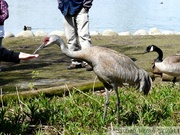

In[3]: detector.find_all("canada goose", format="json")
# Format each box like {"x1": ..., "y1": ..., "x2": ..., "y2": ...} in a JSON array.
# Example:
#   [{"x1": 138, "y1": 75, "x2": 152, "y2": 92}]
[
  {"x1": 143, "y1": 45, "x2": 180, "y2": 84},
  {"x1": 34, "y1": 35, "x2": 152, "y2": 124}
]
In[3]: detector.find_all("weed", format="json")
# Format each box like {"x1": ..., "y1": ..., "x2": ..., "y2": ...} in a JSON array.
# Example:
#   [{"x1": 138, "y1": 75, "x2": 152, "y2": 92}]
[{"x1": 28, "y1": 70, "x2": 39, "y2": 90}]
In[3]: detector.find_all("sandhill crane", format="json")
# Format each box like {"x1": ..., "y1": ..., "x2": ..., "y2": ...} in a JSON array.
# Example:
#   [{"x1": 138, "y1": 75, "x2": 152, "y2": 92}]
[
  {"x1": 143, "y1": 45, "x2": 180, "y2": 84},
  {"x1": 34, "y1": 35, "x2": 152, "y2": 124}
]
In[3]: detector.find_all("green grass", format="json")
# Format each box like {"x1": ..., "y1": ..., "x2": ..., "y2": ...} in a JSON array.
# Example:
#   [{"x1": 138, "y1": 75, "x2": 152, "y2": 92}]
[
  {"x1": 0, "y1": 35, "x2": 180, "y2": 134},
  {"x1": 0, "y1": 84, "x2": 179, "y2": 134}
]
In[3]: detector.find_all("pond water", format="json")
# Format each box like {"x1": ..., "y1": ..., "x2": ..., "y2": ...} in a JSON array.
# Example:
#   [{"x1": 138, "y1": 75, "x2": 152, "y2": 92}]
[{"x1": 5, "y1": 0, "x2": 180, "y2": 35}]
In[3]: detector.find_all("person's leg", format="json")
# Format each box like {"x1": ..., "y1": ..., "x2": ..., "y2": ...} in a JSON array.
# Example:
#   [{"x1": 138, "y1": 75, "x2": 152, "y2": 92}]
[
  {"x1": 0, "y1": 37, "x2": 3, "y2": 47},
  {"x1": 64, "y1": 15, "x2": 82, "y2": 69},
  {"x1": 76, "y1": 8, "x2": 92, "y2": 49},
  {"x1": 64, "y1": 15, "x2": 80, "y2": 51},
  {"x1": 0, "y1": 25, "x2": 5, "y2": 71},
  {"x1": 76, "y1": 8, "x2": 93, "y2": 71},
  {"x1": 0, "y1": 37, "x2": 3, "y2": 71}
]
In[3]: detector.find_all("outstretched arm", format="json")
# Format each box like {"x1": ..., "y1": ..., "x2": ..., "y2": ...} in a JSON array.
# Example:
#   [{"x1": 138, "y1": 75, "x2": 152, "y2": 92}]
[
  {"x1": 19, "y1": 52, "x2": 39, "y2": 60},
  {"x1": 0, "y1": 47, "x2": 39, "y2": 63}
]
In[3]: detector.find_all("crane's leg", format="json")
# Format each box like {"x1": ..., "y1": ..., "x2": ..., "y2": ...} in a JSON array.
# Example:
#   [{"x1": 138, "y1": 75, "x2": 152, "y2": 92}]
[
  {"x1": 103, "y1": 87, "x2": 109, "y2": 121},
  {"x1": 114, "y1": 86, "x2": 120, "y2": 125}
]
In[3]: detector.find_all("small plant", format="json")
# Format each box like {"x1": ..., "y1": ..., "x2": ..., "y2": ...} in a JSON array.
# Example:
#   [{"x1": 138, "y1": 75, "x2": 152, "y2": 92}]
[{"x1": 28, "y1": 70, "x2": 39, "y2": 90}]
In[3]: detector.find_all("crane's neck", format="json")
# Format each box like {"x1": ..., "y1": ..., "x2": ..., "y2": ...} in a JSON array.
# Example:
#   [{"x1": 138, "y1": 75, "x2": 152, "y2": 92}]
[
  {"x1": 57, "y1": 38, "x2": 69, "y2": 54},
  {"x1": 57, "y1": 38, "x2": 83, "y2": 60},
  {"x1": 154, "y1": 47, "x2": 163, "y2": 62}
]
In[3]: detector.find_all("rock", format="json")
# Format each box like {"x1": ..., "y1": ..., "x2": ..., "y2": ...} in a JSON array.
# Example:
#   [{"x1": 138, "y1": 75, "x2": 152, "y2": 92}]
[
  {"x1": 133, "y1": 29, "x2": 148, "y2": 35},
  {"x1": 175, "y1": 32, "x2": 180, "y2": 35},
  {"x1": 49, "y1": 30, "x2": 65, "y2": 37},
  {"x1": 16, "y1": 30, "x2": 34, "y2": 37},
  {"x1": 4, "y1": 32, "x2": 15, "y2": 38},
  {"x1": 118, "y1": 31, "x2": 131, "y2": 36},
  {"x1": 102, "y1": 29, "x2": 118, "y2": 36},
  {"x1": 90, "y1": 31, "x2": 100, "y2": 36},
  {"x1": 149, "y1": 27, "x2": 162, "y2": 35},
  {"x1": 34, "y1": 30, "x2": 48, "y2": 37},
  {"x1": 161, "y1": 30, "x2": 175, "y2": 35}
]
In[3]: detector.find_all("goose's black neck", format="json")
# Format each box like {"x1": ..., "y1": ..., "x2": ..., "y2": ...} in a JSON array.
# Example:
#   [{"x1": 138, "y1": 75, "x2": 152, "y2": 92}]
[{"x1": 153, "y1": 46, "x2": 163, "y2": 62}]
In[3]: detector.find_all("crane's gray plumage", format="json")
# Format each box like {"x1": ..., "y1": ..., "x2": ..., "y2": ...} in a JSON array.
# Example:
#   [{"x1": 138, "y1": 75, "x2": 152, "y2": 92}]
[
  {"x1": 35, "y1": 35, "x2": 152, "y2": 124},
  {"x1": 143, "y1": 45, "x2": 180, "y2": 84}
]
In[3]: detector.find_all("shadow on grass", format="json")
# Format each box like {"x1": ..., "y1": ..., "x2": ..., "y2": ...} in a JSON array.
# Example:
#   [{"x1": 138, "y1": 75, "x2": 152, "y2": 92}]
[{"x1": 2, "y1": 63, "x2": 51, "y2": 72}]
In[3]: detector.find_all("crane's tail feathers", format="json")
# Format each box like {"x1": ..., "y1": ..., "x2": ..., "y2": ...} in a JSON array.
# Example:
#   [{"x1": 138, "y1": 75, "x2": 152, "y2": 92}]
[{"x1": 139, "y1": 69, "x2": 152, "y2": 95}]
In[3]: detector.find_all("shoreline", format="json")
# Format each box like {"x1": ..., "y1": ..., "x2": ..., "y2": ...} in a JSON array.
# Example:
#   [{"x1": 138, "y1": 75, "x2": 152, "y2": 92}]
[{"x1": 4, "y1": 27, "x2": 180, "y2": 38}]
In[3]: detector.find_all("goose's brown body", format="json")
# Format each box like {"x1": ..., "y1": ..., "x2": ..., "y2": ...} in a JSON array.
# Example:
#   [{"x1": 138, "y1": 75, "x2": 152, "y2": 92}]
[{"x1": 143, "y1": 45, "x2": 180, "y2": 83}]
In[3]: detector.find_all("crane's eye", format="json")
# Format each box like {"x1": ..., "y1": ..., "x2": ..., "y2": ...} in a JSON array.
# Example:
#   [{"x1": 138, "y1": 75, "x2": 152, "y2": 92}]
[{"x1": 44, "y1": 37, "x2": 49, "y2": 44}]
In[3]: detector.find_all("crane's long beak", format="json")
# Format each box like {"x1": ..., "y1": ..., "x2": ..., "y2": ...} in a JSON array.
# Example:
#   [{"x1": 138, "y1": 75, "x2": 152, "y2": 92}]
[{"x1": 33, "y1": 44, "x2": 46, "y2": 54}]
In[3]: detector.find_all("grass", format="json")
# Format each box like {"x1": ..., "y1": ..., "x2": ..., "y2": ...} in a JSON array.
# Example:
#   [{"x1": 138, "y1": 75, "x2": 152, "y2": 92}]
[
  {"x1": 0, "y1": 35, "x2": 180, "y2": 134},
  {"x1": 0, "y1": 85, "x2": 179, "y2": 134}
]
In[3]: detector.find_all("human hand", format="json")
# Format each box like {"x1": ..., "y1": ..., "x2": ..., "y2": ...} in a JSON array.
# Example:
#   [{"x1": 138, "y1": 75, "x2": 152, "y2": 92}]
[{"x1": 19, "y1": 52, "x2": 39, "y2": 60}]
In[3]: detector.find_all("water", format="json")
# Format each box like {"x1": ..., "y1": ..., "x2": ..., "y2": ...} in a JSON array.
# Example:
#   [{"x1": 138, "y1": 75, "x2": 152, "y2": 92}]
[{"x1": 5, "y1": 0, "x2": 180, "y2": 35}]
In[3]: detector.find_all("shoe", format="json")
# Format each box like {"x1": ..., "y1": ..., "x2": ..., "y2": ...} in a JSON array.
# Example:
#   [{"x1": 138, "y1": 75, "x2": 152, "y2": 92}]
[
  {"x1": 67, "y1": 64, "x2": 83, "y2": 70},
  {"x1": 85, "y1": 64, "x2": 93, "y2": 71}
]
